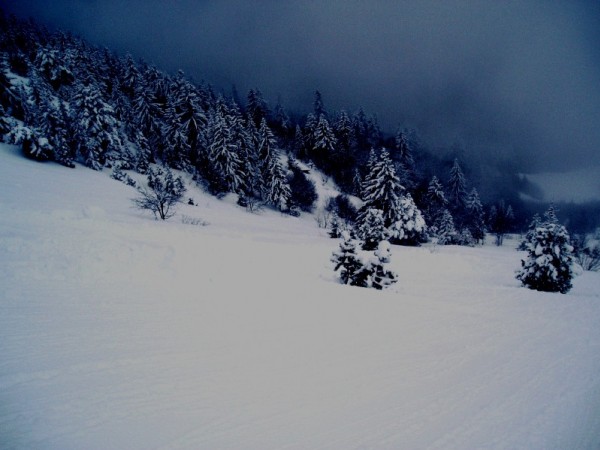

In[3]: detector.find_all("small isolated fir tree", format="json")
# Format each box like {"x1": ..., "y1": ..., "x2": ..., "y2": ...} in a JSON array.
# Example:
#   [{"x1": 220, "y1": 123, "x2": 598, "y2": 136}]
[
  {"x1": 371, "y1": 240, "x2": 398, "y2": 290},
  {"x1": 516, "y1": 209, "x2": 576, "y2": 294},
  {"x1": 331, "y1": 231, "x2": 370, "y2": 287}
]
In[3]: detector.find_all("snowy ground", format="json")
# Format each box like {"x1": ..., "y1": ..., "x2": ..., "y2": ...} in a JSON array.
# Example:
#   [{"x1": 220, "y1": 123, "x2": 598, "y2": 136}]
[{"x1": 1, "y1": 143, "x2": 600, "y2": 450}]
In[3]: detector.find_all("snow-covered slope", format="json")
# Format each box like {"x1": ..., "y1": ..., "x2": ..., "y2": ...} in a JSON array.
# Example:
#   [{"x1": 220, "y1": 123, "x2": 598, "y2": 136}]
[{"x1": 1, "y1": 143, "x2": 600, "y2": 449}]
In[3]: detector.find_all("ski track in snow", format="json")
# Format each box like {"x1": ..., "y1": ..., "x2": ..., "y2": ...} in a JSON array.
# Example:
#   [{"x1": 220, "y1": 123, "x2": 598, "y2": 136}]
[{"x1": 1, "y1": 144, "x2": 600, "y2": 449}]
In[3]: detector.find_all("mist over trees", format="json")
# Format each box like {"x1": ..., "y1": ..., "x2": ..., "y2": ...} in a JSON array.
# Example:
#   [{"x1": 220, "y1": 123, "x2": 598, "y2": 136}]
[{"x1": 0, "y1": 11, "x2": 598, "y2": 236}]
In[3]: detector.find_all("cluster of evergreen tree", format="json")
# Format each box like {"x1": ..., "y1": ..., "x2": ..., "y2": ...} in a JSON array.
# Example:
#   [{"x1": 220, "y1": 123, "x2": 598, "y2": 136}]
[
  {"x1": 1, "y1": 12, "x2": 521, "y2": 241},
  {"x1": 0, "y1": 13, "x2": 293, "y2": 213},
  {"x1": 331, "y1": 231, "x2": 397, "y2": 290}
]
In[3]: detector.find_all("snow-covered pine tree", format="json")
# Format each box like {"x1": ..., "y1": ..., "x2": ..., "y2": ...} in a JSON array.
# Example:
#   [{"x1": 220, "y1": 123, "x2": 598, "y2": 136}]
[
  {"x1": 465, "y1": 187, "x2": 486, "y2": 244},
  {"x1": 265, "y1": 153, "x2": 291, "y2": 211},
  {"x1": 425, "y1": 175, "x2": 447, "y2": 225},
  {"x1": 435, "y1": 208, "x2": 457, "y2": 245},
  {"x1": 257, "y1": 117, "x2": 277, "y2": 199},
  {"x1": 394, "y1": 129, "x2": 415, "y2": 170},
  {"x1": 8, "y1": 123, "x2": 53, "y2": 162},
  {"x1": 357, "y1": 207, "x2": 387, "y2": 250},
  {"x1": 334, "y1": 110, "x2": 355, "y2": 155},
  {"x1": 206, "y1": 100, "x2": 245, "y2": 195},
  {"x1": 177, "y1": 83, "x2": 208, "y2": 166},
  {"x1": 313, "y1": 90, "x2": 326, "y2": 118},
  {"x1": 120, "y1": 54, "x2": 141, "y2": 98},
  {"x1": 71, "y1": 83, "x2": 122, "y2": 170},
  {"x1": 455, "y1": 228, "x2": 476, "y2": 247},
  {"x1": 371, "y1": 240, "x2": 398, "y2": 290},
  {"x1": 516, "y1": 208, "x2": 576, "y2": 294},
  {"x1": 229, "y1": 107, "x2": 258, "y2": 201},
  {"x1": 365, "y1": 115, "x2": 382, "y2": 149},
  {"x1": 34, "y1": 44, "x2": 74, "y2": 89},
  {"x1": 519, "y1": 213, "x2": 542, "y2": 251},
  {"x1": 292, "y1": 125, "x2": 306, "y2": 159},
  {"x1": 311, "y1": 114, "x2": 337, "y2": 171},
  {"x1": 132, "y1": 130, "x2": 152, "y2": 173},
  {"x1": 131, "y1": 80, "x2": 155, "y2": 138},
  {"x1": 0, "y1": 104, "x2": 13, "y2": 136},
  {"x1": 394, "y1": 129, "x2": 416, "y2": 189},
  {"x1": 37, "y1": 95, "x2": 73, "y2": 165},
  {"x1": 272, "y1": 100, "x2": 291, "y2": 142},
  {"x1": 328, "y1": 212, "x2": 342, "y2": 238},
  {"x1": 331, "y1": 232, "x2": 370, "y2": 287},
  {"x1": 359, "y1": 149, "x2": 426, "y2": 245},
  {"x1": 287, "y1": 158, "x2": 318, "y2": 212},
  {"x1": 387, "y1": 193, "x2": 427, "y2": 245},
  {"x1": 352, "y1": 168, "x2": 363, "y2": 197},
  {"x1": 448, "y1": 158, "x2": 467, "y2": 209},
  {"x1": 161, "y1": 101, "x2": 191, "y2": 169},
  {"x1": 544, "y1": 204, "x2": 558, "y2": 224},
  {"x1": 246, "y1": 88, "x2": 269, "y2": 128},
  {"x1": 359, "y1": 149, "x2": 403, "y2": 226}
]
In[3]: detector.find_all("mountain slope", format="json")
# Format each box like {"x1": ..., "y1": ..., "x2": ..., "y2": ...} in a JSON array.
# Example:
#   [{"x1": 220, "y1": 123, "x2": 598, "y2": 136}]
[{"x1": 1, "y1": 144, "x2": 600, "y2": 449}]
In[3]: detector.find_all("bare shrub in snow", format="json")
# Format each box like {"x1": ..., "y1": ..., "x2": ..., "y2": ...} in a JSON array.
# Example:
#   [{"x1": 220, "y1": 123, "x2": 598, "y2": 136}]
[
  {"x1": 133, "y1": 166, "x2": 186, "y2": 220},
  {"x1": 572, "y1": 234, "x2": 600, "y2": 272}
]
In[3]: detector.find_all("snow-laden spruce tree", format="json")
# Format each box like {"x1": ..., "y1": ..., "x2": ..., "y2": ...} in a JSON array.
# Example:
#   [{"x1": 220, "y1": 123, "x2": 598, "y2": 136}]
[
  {"x1": 448, "y1": 158, "x2": 467, "y2": 209},
  {"x1": 516, "y1": 209, "x2": 576, "y2": 294},
  {"x1": 206, "y1": 99, "x2": 246, "y2": 195},
  {"x1": 434, "y1": 208, "x2": 457, "y2": 245},
  {"x1": 331, "y1": 232, "x2": 370, "y2": 287},
  {"x1": 394, "y1": 129, "x2": 416, "y2": 190},
  {"x1": 359, "y1": 149, "x2": 402, "y2": 226},
  {"x1": 71, "y1": 83, "x2": 122, "y2": 170},
  {"x1": 465, "y1": 188, "x2": 486, "y2": 244},
  {"x1": 358, "y1": 149, "x2": 426, "y2": 245},
  {"x1": 371, "y1": 240, "x2": 398, "y2": 290},
  {"x1": 518, "y1": 213, "x2": 542, "y2": 251},
  {"x1": 265, "y1": 154, "x2": 291, "y2": 211},
  {"x1": 423, "y1": 175, "x2": 446, "y2": 233},
  {"x1": 357, "y1": 207, "x2": 387, "y2": 250},
  {"x1": 387, "y1": 193, "x2": 427, "y2": 245},
  {"x1": 328, "y1": 212, "x2": 343, "y2": 238},
  {"x1": 311, "y1": 114, "x2": 337, "y2": 170}
]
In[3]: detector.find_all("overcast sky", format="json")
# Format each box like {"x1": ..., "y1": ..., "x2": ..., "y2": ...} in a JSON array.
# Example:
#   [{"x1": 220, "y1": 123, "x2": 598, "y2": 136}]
[{"x1": 3, "y1": 0, "x2": 600, "y2": 188}]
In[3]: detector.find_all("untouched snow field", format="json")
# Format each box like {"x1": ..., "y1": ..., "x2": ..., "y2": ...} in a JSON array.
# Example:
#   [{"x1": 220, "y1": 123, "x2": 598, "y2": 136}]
[{"x1": 1, "y1": 143, "x2": 600, "y2": 450}]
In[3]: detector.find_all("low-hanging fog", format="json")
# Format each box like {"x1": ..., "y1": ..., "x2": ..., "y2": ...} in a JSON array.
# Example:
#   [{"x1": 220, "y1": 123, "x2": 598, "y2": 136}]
[{"x1": 3, "y1": 0, "x2": 600, "y2": 202}]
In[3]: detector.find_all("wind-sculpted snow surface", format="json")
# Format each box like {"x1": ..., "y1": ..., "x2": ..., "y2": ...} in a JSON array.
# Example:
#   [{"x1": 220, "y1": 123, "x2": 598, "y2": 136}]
[{"x1": 1, "y1": 143, "x2": 599, "y2": 449}]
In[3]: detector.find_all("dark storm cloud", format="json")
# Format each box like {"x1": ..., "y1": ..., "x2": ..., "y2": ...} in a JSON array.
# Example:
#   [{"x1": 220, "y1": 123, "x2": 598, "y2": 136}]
[{"x1": 4, "y1": 0, "x2": 600, "y2": 175}]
